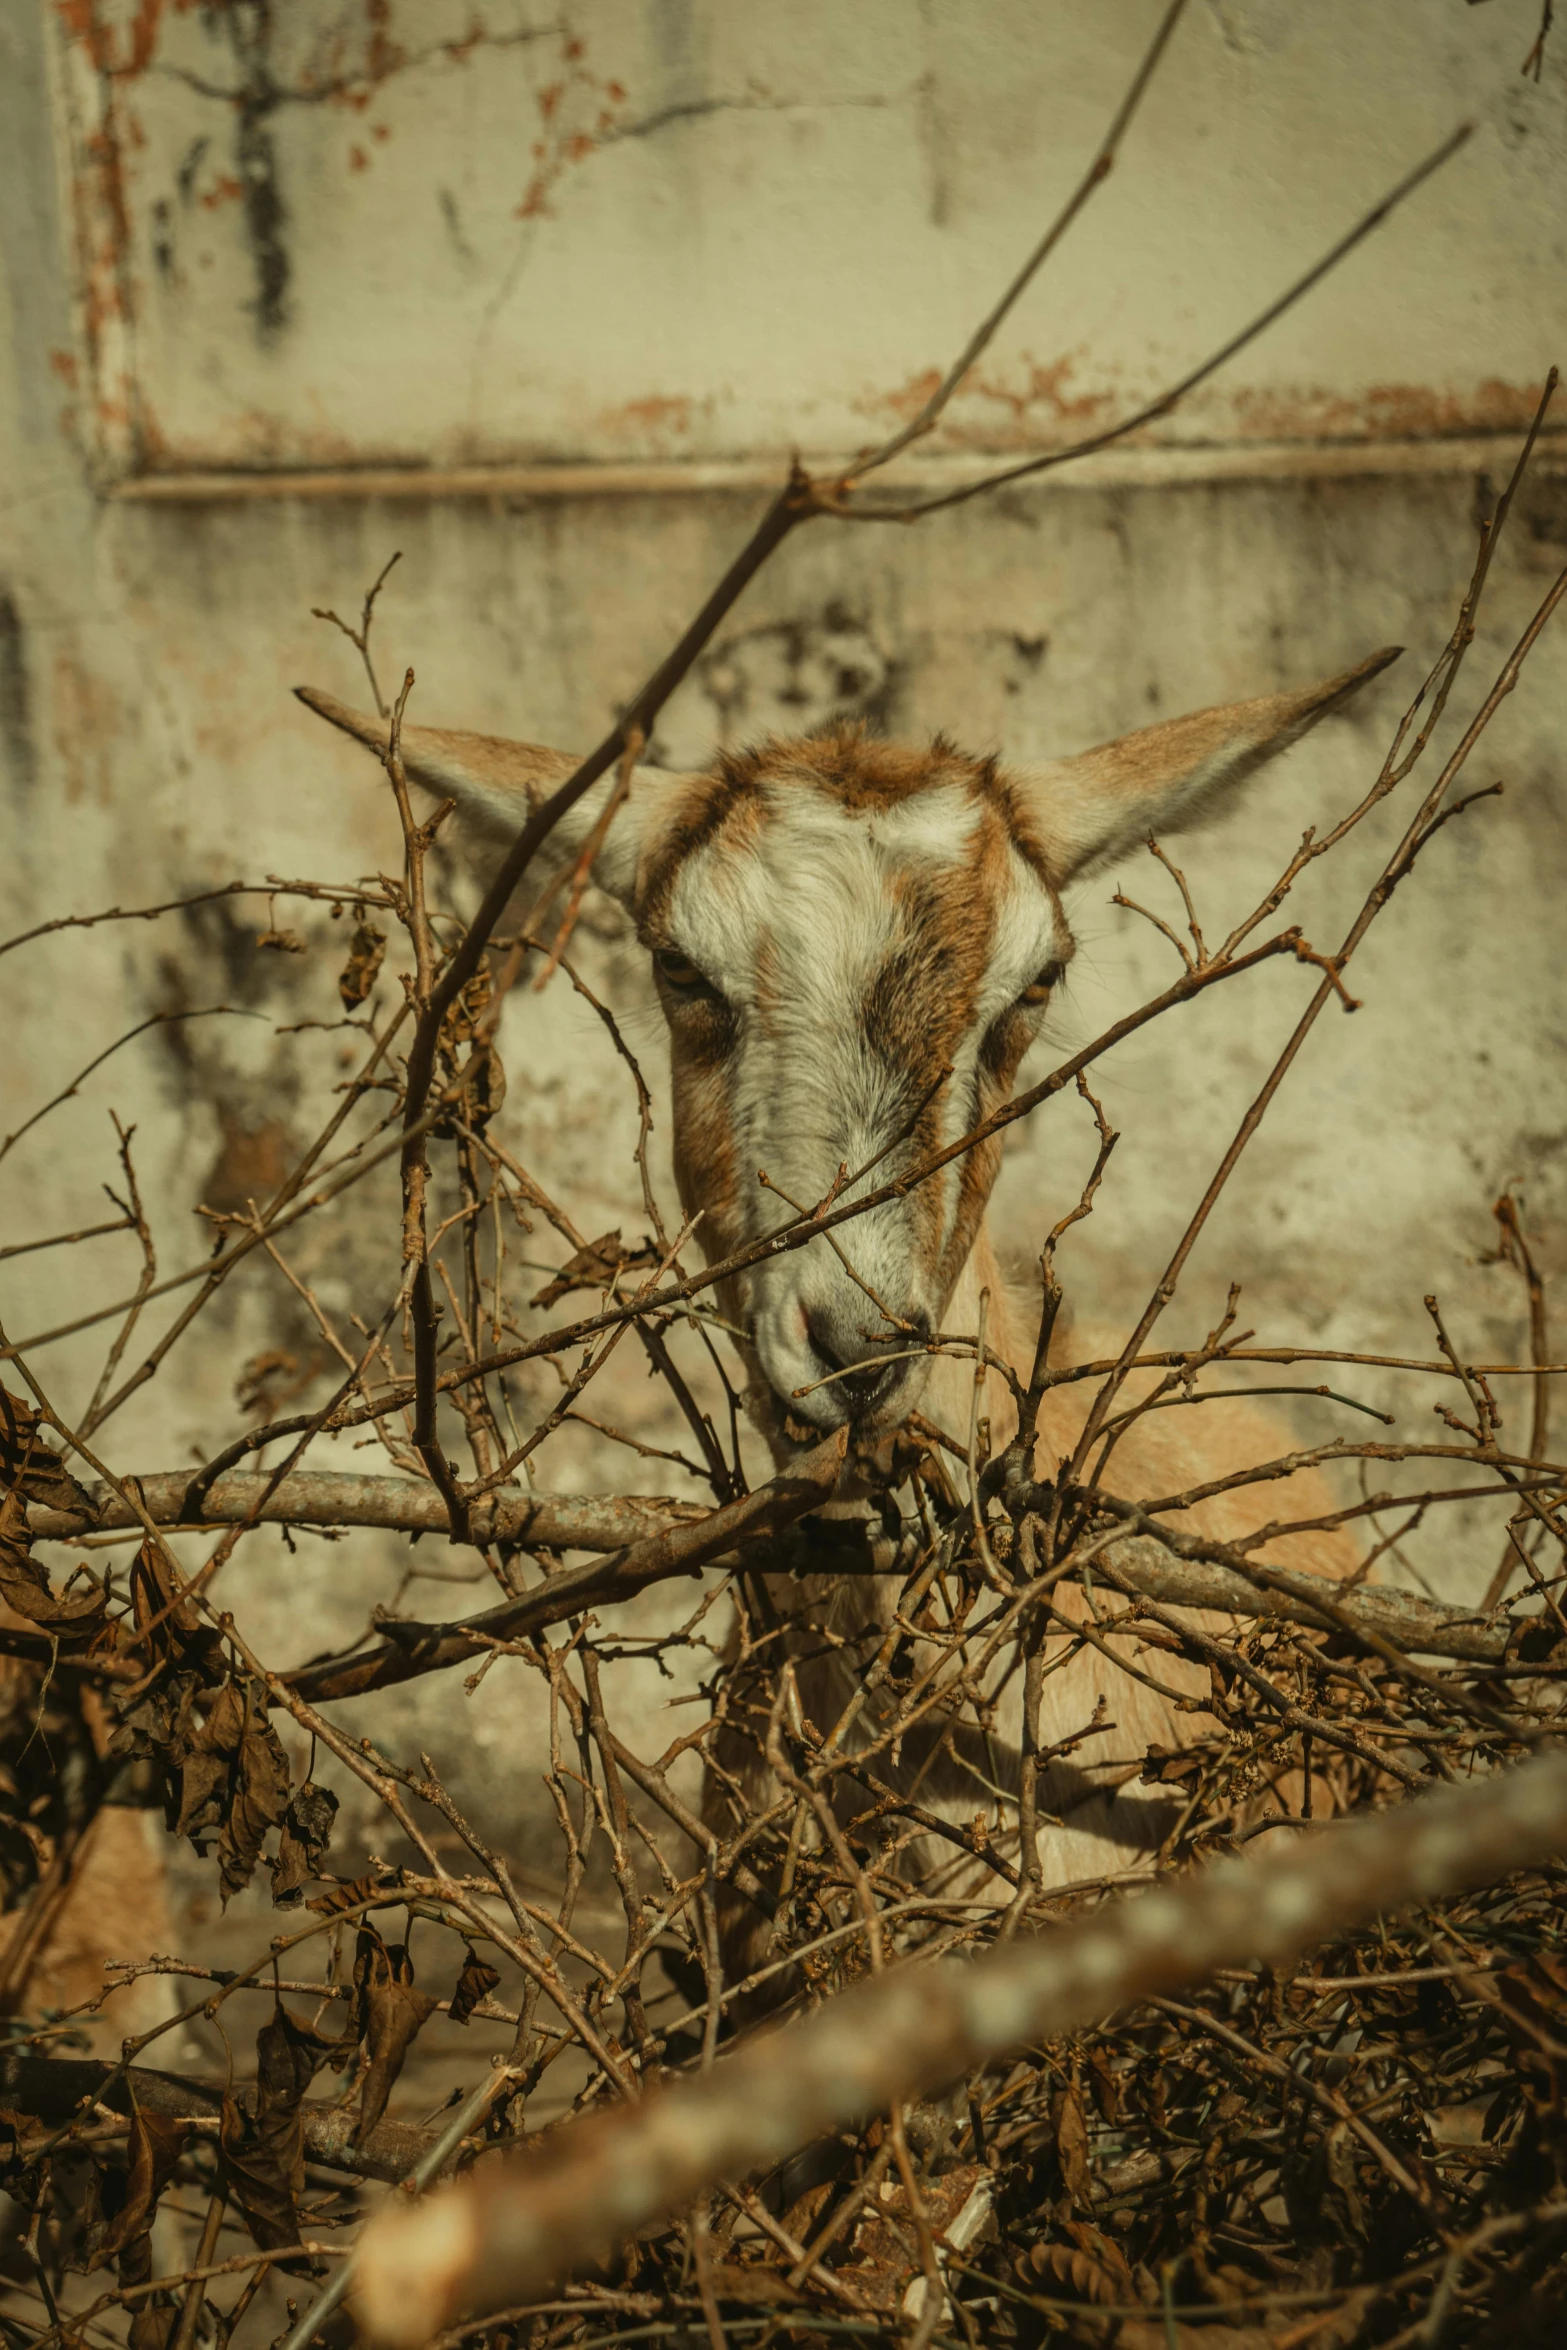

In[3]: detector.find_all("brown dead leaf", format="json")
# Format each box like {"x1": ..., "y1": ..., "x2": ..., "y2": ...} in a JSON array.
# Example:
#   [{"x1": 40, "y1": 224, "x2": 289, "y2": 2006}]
[
  {"x1": 1019, "y1": 2221, "x2": 1137, "y2": 2307},
  {"x1": 256, "y1": 926, "x2": 306, "y2": 954},
  {"x1": 448, "y1": 1944, "x2": 501, "y2": 2026},
  {"x1": 95, "y1": 2107, "x2": 188, "y2": 2268},
  {"x1": 307, "y1": 1872, "x2": 386, "y2": 1918},
  {"x1": 128, "y1": 2307, "x2": 180, "y2": 2350},
  {"x1": 221, "y1": 1714, "x2": 293, "y2": 1900},
  {"x1": 0, "y1": 1391, "x2": 105, "y2": 1636},
  {"x1": 271, "y1": 1780, "x2": 340, "y2": 1904},
  {"x1": 337, "y1": 918, "x2": 387, "y2": 1007},
  {"x1": 1055, "y1": 2079, "x2": 1093, "y2": 2209},
  {"x1": 0, "y1": 1487, "x2": 107, "y2": 1636},
  {"x1": 0, "y1": 1388, "x2": 94, "y2": 1513},
  {"x1": 532, "y1": 1230, "x2": 661, "y2": 1309},
  {"x1": 173, "y1": 1678, "x2": 293, "y2": 1900},
  {"x1": 221, "y1": 2092, "x2": 310, "y2": 2265},
  {"x1": 254, "y1": 2002, "x2": 352, "y2": 2203},
  {"x1": 92, "y1": 2115, "x2": 186, "y2": 2274},
  {"x1": 354, "y1": 1926, "x2": 438, "y2": 2136},
  {"x1": 1086, "y1": 2044, "x2": 1123, "y2": 2125}
]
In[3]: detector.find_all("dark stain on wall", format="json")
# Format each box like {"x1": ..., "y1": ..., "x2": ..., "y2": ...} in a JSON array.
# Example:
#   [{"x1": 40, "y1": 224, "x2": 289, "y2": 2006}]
[
  {"x1": 0, "y1": 590, "x2": 37, "y2": 792},
  {"x1": 221, "y1": 3, "x2": 291, "y2": 340}
]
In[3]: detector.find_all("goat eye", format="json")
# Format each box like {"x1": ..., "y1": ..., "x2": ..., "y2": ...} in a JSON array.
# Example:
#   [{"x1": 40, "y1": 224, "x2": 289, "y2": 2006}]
[
  {"x1": 654, "y1": 947, "x2": 720, "y2": 1001},
  {"x1": 1017, "y1": 959, "x2": 1065, "y2": 1008}
]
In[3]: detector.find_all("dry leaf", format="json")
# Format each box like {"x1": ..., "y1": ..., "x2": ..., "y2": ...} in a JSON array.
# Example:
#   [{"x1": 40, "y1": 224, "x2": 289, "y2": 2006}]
[
  {"x1": 354, "y1": 1926, "x2": 438, "y2": 2136},
  {"x1": 448, "y1": 1944, "x2": 501, "y2": 2026},
  {"x1": 1020, "y1": 2221, "x2": 1136, "y2": 2306},
  {"x1": 221, "y1": 2092, "x2": 306, "y2": 2262},
  {"x1": 0, "y1": 1388, "x2": 94, "y2": 1512},
  {"x1": 95, "y1": 2107, "x2": 188, "y2": 2269},
  {"x1": 1055, "y1": 2078, "x2": 1093, "y2": 2209},
  {"x1": 173, "y1": 1678, "x2": 293, "y2": 1900},
  {"x1": 532, "y1": 1230, "x2": 662, "y2": 1309},
  {"x1": 1087, "y1": 2044, "x2": 1123, "y2": 2125},
  {"x1": 337, "y1": 918, "x2": 387, "y2": 1007},
  {"x1": 254, "y1": 2002, "x2": 352, "y2": 2201},
  {"x1": 307, "y1": 1871, "x2": 385, "y2": 1918},
  {"x1": 0, "y1": 1392, "x2": 105, "y2": 1636},
  {"x1": 271, "y1": 1780, "x2": 340, "y2": 1904},
  {"x1": 128, "y1": 2307, "x2": 180, "y2": 2350},
  {"x1": 0, "y1": 1487, "x2": 106, "y2": 1635}
]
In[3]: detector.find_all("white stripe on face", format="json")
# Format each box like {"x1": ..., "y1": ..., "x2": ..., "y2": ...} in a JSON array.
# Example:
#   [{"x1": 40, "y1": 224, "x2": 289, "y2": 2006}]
[{"x1": 654, "y1": 750, "x2": 1070, "y2": 1436}]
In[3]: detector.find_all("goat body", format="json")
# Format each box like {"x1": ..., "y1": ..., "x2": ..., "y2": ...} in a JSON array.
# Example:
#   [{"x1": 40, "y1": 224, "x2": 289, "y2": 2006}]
[{"x1": 299, "y1": 646, "x2": 1393, "y2": 1947}]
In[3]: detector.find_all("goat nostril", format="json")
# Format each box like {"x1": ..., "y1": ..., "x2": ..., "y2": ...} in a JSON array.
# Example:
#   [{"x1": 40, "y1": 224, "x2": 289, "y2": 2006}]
[
  {"x1": 806, "y1": 1312, "x2": 879, "y2": 1377},
  {"x1": 803, "y1": 1309, "x2": 924, "y2": 1415}
]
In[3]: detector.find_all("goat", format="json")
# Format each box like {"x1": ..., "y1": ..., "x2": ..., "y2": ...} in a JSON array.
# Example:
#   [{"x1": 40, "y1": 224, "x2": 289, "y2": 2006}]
[{"x1": 299, "y1": 645, "x2": 1395, "y2": 1952}]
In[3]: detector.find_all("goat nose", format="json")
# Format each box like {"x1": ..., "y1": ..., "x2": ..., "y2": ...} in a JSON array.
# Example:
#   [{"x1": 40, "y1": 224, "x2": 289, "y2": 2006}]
[{"x1": 805, "y1": 1308, "x2": 929, "y2": 1412}]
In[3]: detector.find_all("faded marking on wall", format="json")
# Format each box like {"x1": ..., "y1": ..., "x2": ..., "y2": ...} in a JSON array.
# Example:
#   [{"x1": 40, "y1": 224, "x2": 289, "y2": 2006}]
[
  {"x1": 51, "y1": 648, "x2": 122, "y2": 807},
  {"x1": 48, "y1": 0, "x2": 579, "y2": 468},
  {"x1": 0, "y1": 595, "x2": 38, "y2": 794},
  {"x1": 857, "y1": 360, "x2": 1551, "y2": 456},
  {"x1": 517, "y1": 32, "x2": 628, "y2": 220}
]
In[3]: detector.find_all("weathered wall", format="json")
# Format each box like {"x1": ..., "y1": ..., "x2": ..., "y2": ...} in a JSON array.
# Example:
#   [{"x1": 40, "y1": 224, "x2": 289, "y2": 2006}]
[{"x1": 2, "y1": 2, "x2": 1565, "y2": 1886}]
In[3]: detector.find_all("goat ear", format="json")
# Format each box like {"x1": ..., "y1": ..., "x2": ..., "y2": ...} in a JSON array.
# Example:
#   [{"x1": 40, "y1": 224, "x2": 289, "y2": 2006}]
[
  {"x1": 293, "y1": 688, "x2": 696, "y2": 907},
  {"x1": 1011, "y1": 645, "x2": 1402, "y2": 885}
]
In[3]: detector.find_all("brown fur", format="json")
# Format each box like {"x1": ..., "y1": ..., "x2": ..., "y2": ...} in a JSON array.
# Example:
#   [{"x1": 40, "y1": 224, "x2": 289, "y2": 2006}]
[
  {"x1": 709, "y1": 1241, "x2": 1360, "y2": 2003},
  {"x1": 294, "y1": 658, "x2": 1399, "y2": 2006}
]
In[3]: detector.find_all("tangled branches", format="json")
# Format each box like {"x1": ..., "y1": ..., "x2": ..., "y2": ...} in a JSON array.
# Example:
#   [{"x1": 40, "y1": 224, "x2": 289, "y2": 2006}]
[{"x1": 1, "y1": 13, "x2": 1565, "y2": 2349}]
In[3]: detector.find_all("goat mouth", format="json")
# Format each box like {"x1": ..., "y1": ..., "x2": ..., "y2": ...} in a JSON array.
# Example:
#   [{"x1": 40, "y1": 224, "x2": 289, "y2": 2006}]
[{"x1": 771, "y1": 1377, "x2": 910, "y2": 1447}]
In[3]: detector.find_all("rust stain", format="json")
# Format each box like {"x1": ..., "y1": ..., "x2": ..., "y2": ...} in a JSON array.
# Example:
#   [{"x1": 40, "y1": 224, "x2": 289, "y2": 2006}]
[
  {"x1": 594, "y1": 394, "x2": 697, "y2": 450},
  {"x1": 348, "y1": 144, "x2": 370, "y2": 173},
  {"x1": 362, "y1": 0, "x2": 405, "y2": 89},
  {"x1": 51, "y1": 650, "x2": 122, "y2": 809},
  {"x1": 857, "y1": 350, "x2": 1117, "y2": 449},
  {"x1": 48, "y1": 350, "x2": 79, "y2": 389},
  {"x1": 50, "y1": 0, "x2": 201, "y2": 464},
  {"x1": 858, "y1": 354, "x2": 1547, "y2": 456},
  {"x1": 198, "y1": 174, "x2": 245, "y2": 210},
  {"x1": 874, "y1": 366, "x2": 942, "y2": 424},
  {"x1": 515, "y1": 34, "x2": 630, "y2": 220},
  {"x1": 1229, "y1": 376, "x2": 1548, "y2": 444}
]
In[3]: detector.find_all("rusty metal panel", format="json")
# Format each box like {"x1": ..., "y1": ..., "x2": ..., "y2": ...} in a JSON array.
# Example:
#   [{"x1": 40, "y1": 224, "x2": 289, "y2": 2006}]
[{"x1": 42, "y1": 1, "x2": 1567, "y2": 486}]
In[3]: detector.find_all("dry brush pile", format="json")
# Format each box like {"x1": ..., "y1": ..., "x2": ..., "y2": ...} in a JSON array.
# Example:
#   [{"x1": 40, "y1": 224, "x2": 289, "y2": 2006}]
[{"x1": 3, "y1": 9, "x2": 1567, "y2": 2347}]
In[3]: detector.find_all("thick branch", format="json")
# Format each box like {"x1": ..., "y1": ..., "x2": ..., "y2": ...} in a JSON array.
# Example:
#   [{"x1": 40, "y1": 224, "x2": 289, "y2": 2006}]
[
  {"x1": 23, "y1": 1465, "x2": 1524, "y2": 1675},
  {"x1": 287, "y1": 1431, "x2": 847, "y2": 1703},
  {"x1": 27, "y1": 1470, "x2": 702, "y2": 1551},
  {"x1": 1082, "y1": 1529, "x2": 1518, "y2": 1665},
  {"x1": 352, "y1": 1748, "x2": 1567, "y2": 2341}
]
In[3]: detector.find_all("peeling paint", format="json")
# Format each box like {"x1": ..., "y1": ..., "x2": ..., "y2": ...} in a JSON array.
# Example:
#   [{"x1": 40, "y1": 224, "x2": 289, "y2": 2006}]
[
  {"x1": 39, "y1": 5, "x2": 1565, "y2": 483},
  {"x1": 857, "y1": 359, "x2": 1550, "y2": 458},
  {"x1": 858, "y1": 350, "x2": 1120, "y2": 451},
  {"x1": 1229, "y1": 376, "x2": 1549, "y2": 445},
  {"x1": 516, "y1": 33, "x2": 629, "y2": 219},
  {"x1": 595, "y1": 393, "x2": 697, "y2": 446}
]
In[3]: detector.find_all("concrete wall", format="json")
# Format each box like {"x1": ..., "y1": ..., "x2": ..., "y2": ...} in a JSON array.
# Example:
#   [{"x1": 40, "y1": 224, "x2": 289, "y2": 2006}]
[{"x1": 2, "y1": 3, "x2": 1565, "y2": 1874}]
